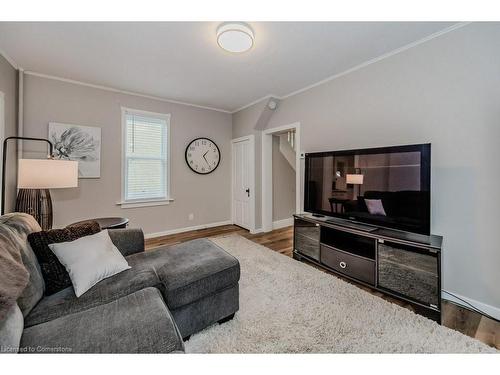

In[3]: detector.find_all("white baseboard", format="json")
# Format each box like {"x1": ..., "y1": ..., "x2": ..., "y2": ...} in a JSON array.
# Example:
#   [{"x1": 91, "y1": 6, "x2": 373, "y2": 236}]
[
  {"x1": 442, "y1": 290, "x2": 500, "y2": 321},
  {"x1": 254, "y1": 218, "x2": 293, "y2": 233},
  {"x1": 145, "y1": 220, "x2": 232, "y2": 239},
  {"x1": 272, "y1": 217, "x2": 294, "y2": 230}
]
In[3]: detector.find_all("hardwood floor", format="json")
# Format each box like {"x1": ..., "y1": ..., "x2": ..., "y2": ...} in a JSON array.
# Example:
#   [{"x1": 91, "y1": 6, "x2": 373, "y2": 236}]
[{"x1": 145, "y1": 224, "x2": 499, "y2": 350}]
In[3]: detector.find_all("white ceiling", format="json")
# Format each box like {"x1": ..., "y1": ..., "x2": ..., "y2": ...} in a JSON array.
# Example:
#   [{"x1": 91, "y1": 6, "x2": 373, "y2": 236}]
[{"x1": 0, "y1": 22, "x2": 457, "y2": 112}]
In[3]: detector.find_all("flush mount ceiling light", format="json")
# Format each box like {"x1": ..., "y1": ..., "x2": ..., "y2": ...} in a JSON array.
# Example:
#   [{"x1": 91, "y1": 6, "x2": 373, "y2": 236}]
[{"x1": 217, "y1": 22, "x2": 254, "y2": 53}]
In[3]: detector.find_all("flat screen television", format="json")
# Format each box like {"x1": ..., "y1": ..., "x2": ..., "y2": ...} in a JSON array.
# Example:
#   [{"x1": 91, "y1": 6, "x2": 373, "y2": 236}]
[{"x1": 304, "y1": 144, "x2": 431, "y2": 234}]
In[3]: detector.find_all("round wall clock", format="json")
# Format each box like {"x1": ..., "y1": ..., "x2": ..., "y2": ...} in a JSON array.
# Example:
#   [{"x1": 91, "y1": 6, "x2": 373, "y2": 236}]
[{"x1": 185, "y1": 137, "x2": 221, "y2": 174}]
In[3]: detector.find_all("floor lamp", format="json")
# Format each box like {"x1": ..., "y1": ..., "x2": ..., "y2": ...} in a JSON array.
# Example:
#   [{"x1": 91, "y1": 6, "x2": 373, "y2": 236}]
[
  {"x1": 346, "y1": 173, "x2": 364, "y2": 199},
  {"x1": 1, "y1": 136, "x2": 78, "y2": 229}
]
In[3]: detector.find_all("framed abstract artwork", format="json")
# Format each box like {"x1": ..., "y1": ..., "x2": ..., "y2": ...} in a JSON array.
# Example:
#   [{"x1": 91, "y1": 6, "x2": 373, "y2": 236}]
[{"x1": 48, "y1": 122, "x2": 101, "y2": 178}]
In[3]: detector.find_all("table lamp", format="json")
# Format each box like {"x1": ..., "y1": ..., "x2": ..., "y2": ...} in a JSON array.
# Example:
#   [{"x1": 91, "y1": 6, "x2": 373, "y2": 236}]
[{"x1": 346, "y1": 173, "x2": 364, "y2": 199}]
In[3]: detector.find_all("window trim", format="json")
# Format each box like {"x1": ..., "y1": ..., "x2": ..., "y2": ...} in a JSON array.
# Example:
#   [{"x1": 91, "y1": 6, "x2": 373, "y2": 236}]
[{"x1": 119, "y1": 107, "x2": 172, "y2": 208}]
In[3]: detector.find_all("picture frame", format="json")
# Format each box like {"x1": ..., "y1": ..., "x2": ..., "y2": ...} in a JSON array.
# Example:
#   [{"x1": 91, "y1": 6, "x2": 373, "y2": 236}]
[{"x1": 48, "y1": 122, "x2": 101, "y2": 178}]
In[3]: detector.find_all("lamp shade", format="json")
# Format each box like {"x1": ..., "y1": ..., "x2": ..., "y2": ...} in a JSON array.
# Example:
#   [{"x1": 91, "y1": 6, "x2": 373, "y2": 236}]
[
  {"x1": 346, "y1": 174, "x2": 364, "y2": 185},
  {"x1": 18, "y1": 159, "x2": 78, "y2": 189}
]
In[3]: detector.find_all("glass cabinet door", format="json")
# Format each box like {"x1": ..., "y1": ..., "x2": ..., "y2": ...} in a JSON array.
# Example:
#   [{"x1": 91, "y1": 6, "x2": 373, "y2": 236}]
[
  {"x1": 377, "y1": 241, "x2": 439, "y2": 307},
  {"x1": 294, "y1": 218, "x2": 320, "y2": 261}
]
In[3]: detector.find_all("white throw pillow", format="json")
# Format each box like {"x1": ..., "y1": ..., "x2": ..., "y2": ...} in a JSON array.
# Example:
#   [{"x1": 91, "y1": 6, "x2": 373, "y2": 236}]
[
  {"x1": 48, "y1": 230, "x2": 130, "y2": 297},
  {"x1": 364, "y1": 199, "x2": 387, "y2": 216}
]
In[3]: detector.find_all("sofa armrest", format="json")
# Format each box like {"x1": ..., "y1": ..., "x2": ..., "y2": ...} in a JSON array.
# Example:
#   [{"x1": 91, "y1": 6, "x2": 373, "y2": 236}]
[{"x1": 107, "y1": 228, "x2": 145, "y2": 256}]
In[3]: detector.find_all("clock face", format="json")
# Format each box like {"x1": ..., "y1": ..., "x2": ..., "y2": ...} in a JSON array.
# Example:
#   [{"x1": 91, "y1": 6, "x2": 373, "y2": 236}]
[{"x1": 185, "y1": 138, "x2": 221, "y2": 174}]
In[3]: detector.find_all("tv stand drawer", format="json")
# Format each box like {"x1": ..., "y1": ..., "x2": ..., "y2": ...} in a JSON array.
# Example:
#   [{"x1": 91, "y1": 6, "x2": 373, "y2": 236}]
[{"x1": 320, "y1": 244, "x2": 375, "y2": 285}]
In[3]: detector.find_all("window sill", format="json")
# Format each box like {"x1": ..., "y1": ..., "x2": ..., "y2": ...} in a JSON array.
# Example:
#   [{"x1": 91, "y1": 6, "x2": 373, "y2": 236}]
[{"x1": 116, "y1": 198, "x2": 174, "y2": 209}]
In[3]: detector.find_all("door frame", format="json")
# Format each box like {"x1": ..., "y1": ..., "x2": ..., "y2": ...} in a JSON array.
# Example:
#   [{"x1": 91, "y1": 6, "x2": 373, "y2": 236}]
[
  {"x1": 261, "y1": 122, "x2": 301, "y2": 232},
  {"x1": 231, "y1": 134, "x2": 256, "y2": 233}
]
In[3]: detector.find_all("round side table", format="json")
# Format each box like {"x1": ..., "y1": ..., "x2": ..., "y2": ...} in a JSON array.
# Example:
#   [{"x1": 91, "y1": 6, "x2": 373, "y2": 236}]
[{"x1": 69, "y1": 217, "x2": 129, "y2": 230}]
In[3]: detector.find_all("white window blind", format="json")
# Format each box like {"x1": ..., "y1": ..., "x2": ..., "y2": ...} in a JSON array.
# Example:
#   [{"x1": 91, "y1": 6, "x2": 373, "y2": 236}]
[{"x1": 122, "y1": 109, "x2": 170, "y2": 203}]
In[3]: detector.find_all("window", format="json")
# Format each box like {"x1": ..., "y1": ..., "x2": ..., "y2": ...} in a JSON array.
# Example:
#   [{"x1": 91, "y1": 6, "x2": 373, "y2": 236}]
[{"x1": 121, "y1": 108, "x2": 170, "y2": 207}]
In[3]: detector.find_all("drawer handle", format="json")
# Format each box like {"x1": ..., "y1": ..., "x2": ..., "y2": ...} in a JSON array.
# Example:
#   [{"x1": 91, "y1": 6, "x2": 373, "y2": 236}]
[{"x1": 339, "y1": 261, "x2": 347, "y2": 269}]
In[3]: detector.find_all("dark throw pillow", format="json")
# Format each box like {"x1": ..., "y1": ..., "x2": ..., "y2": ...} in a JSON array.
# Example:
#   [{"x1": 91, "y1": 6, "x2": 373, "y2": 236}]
[
  {"x1": 357, "y1": 196, "x2": 368, "y2": 212},
  {"x1": 28, "y1": 221, "x2": 101, "y2": 295}
]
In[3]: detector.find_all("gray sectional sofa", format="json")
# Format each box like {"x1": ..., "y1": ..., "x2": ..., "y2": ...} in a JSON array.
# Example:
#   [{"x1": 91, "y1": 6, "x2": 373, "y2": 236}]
[{"x1": 0, "y1": 213, "x2": 240, "y2": 353}]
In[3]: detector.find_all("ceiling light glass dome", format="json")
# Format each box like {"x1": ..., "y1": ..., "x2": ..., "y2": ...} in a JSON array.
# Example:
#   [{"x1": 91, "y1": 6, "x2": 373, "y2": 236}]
[{"x1": 217, "y1": 23, "x2": 254, "y2": 53}]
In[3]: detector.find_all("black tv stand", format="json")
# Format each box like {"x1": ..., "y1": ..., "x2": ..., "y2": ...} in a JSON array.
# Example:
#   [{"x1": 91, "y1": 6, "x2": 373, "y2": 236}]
[
  {"x1": 293, "y1": 214, "x2": 443, "y2": 322},
  {"x1": 325, "y1": 217, "x2": 378, "y2": 232}
]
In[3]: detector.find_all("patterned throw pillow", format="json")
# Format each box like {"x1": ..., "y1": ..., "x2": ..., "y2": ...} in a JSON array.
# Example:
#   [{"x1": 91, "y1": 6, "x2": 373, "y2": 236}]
[{"x1": 28, "y1": 221, "x2": 101, "y2": 295}]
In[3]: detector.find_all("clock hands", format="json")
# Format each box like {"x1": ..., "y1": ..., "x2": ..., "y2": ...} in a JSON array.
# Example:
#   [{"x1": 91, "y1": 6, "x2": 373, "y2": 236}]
[{"x1": 202, "y1": 150, "x2": 210, "y2": 166}]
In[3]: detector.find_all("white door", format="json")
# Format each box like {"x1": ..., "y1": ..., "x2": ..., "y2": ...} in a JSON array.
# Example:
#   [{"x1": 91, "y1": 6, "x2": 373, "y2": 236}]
[{"x1": 232, "y1": 138, "x2": 251, "y2": 230}]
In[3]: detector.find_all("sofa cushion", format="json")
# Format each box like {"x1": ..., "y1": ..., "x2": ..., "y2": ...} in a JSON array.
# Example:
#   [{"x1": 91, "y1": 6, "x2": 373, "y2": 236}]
[
  {"x1": 0, "y1": 213, "x2": 42, "y2": 319},
  {"x1": 0, "y1": 304, "x2": 24, "y2": 353},
  {"x1": 20, "y1": 288, "x2": 184, "y2": 353},
  {"x1": 28, "y1": 221, "x2": 101, "y2": 296},
  {"x1": 393, "y1": 190, "x2": 430, "y2": 221},
  {"x1": 107, "y1": 228, "x2": 145, "y2": 256},
  {"x1": 127, "y1": 238, "x2": 240, "y2": 309},
  {"x1": 24, "y1": 263, "x2": 161, "y2": 327}
]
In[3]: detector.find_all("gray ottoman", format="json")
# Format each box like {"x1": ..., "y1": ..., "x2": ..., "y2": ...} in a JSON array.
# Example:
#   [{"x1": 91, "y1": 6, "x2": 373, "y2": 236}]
[{"x1": 126, "y1": 238, "x2": 240, "y2": 338}]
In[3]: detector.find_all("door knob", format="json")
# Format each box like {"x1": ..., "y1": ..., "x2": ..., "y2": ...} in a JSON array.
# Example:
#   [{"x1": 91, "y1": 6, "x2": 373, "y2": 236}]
[{"x1": 245, "y1": 188, "x2": 250, "y2": 197}]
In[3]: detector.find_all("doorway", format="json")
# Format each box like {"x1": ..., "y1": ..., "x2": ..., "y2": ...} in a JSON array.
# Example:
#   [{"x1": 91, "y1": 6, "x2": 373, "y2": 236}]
[
  {"x1": 262, "y1": 122, "x2": 301, "y2": 232},
  {"x1": 231, "y1": 135, "x2": 255, "y2": 232}
]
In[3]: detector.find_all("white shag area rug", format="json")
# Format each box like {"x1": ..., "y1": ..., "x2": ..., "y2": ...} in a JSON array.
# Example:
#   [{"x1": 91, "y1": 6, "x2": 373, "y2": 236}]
[{"x1": 184, "y1": 235, "x2": 496, "y2": 353}]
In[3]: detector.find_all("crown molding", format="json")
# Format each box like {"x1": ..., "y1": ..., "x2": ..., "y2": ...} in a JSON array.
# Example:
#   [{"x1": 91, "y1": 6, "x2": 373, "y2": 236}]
[
  {"x1": 4, "y1": 22, "x2": 471, "y2": 115},
  {"x1": 231, "y1": 22, "x2": 471, "y2": 114},
  {"x1": 0, "y1": 47, "x2": 20, "y2": 70},
  {"x1": 23, "y1": 71, "x2": 232, "y2": 113},
  {"x1": 231, "y1": 94, "x2": 281, "y2": 114}
]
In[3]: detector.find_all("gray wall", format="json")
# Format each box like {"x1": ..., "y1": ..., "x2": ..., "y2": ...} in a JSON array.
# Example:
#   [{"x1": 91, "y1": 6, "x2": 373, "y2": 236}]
[
  {"x1": 22, "y1": 74, "x2": 232, "y2": 235},
  {"x1": 258, "y1": 23, "x2": 500, "y2": 313},
  {"x1": 232, "y1": 99, "x2": 269, "y2": 228},
  {"x1": 0, "y1": 54, "x2": 17, "y2": 213},
  {"x1": 272, "y1": 135, "x2": 295, "y2": 221}
]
